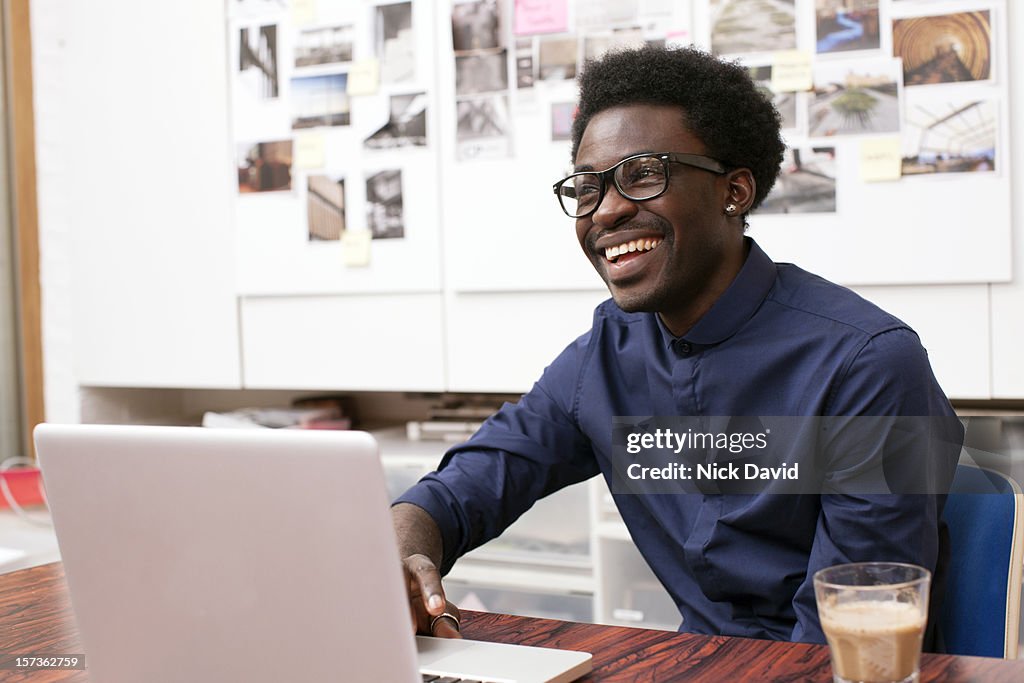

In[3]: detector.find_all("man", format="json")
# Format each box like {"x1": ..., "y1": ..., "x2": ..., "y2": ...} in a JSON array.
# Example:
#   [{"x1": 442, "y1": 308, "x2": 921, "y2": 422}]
[{"x1": 393, "y1": 46, "x2": 961, "y2": 644}]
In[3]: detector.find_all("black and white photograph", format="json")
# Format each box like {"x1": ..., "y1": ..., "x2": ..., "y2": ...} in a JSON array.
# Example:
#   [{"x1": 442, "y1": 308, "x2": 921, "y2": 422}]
[
  {"x1": 538, "y1": 35, "x2": 578, "y2": 80},
  {"x1": 291, "y1": 73, "x2": 350, "y2": 129},
  {"x1": 815, "y1": 0, "x2": 880, "y2": 54},
  {"x1": 377, "y1": 2, "x2": 415, "y2": 82},
  {"x1": 515, "y1": 37, "x2": 535, "y2": 89},
  {"x1": 366, "y1": 170, "x2": 405, "y2": 239},
  {"x1": 551, "y1": 102, "x2": 575, "y2": 141},
  {"x1": 365, "y1": 93, "x2": 428, "y2": 149},
  {"x1": 583, "y1": 28, "x2": 645, "y2": 62},
  {"x1": 456, "y1": 51, "x2": 509, "y2": 95},
  {"x1": 808, "y1": 58, "x2": 901, "y2": 137},
  {"x1": 237, "y1": 140, "x2": 293, "y2": 193},
  {"x1": 295, "y1": 24, "x2": 354, "y2": 68},
  {"x1": 452, "y1": 0, "x2": 503, "y2": 52},
  {"x1": 456, "y1": 94, "x2": 511, "y2": 160},
  {"x1": 902, "y1": 96, "x2": 995, "y2": 175},
  {"x1": 239, "y1": 25, "x2": 279, "y2": 98},
  {"x1": 757, "y1": 147, "x2": 837, "y2": 214},
  {"x1": 893, "y1": 10, "x2": 991, "y2": 86},
  {"x1": 710, "y1": 0, "x2": 796, "y2": 55},
  {"x1": 307, "y1": 174, "x2": 346, "y2": 241},
  {"x1": 749, "y1": 65, "x2": 797, "y2": 131}
]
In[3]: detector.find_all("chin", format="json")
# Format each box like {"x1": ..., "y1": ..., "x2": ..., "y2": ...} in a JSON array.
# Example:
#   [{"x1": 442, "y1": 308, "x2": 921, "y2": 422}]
[{"x1": 608, "y1": 289, "x2": 658, "y2": 313}]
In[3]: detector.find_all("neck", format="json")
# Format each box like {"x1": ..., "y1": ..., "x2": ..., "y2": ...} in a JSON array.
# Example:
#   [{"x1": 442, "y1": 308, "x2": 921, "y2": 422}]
[{"x1": 657, "y1": 237, "x2": 749, "y2": 337}]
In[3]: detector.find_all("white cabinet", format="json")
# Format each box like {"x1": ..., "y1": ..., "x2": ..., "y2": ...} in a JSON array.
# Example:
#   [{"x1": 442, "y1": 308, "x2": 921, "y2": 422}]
[
  {"x1": 62, "y1": 0, "x2": 241, "y2": 389},
  {"x1": 240, "y1": 294, "x2": 445, "y2": 391}
]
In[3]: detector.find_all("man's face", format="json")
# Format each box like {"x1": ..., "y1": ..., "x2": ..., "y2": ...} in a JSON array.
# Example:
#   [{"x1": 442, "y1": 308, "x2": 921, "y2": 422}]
[{"x1": 573, "y1": 104, "x2": 745, "y2": 326}]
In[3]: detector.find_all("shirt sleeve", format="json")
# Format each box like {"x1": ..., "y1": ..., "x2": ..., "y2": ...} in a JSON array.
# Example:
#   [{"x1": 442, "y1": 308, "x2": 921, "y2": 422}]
[
  {"x1": 393, "y1": 335, "x2": 600, "y2": 575},
  {"x1": 790, "y1": 327, "x2": 963, "y2": 643}
]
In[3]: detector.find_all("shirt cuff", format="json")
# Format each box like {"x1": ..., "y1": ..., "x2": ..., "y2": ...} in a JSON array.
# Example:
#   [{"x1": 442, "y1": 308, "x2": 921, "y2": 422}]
[{"x1": 392, "y1": 476, "x2": 465, "y2": 575}]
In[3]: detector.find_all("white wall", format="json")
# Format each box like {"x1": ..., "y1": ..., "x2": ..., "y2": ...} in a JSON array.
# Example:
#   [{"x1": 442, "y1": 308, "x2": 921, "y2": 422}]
[{"x1": 30, "y1": 1, "x2": 1024, "y2": 417}]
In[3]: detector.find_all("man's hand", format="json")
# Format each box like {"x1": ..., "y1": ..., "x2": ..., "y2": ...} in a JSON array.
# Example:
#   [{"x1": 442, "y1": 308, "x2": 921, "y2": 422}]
[
  {"x1": 392, "y1": 503, "x2": 462, "y2": 639},
  {"x1": 401, "y1": 553, "x2": 462, "y2": 638}
]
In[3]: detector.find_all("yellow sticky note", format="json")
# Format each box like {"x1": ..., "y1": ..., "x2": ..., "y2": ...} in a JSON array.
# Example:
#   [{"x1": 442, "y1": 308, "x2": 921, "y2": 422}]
[
  {"x1": 770, "y1": 50, "x2": 813, "y2": 93},
  {"x1": 292, "y1": 0, "x2": 316, "y2": 26},
  {"x1": 293, "y1": 132, "x2": 326, "y2": 170},
  {"x1": 341, "y1": 230, "x2": 372, "y2": 267},
  {"x1": 347, "y1": 60, "x2": 380, "y2": 96},
  {"x1": 860, "y1": 137, "x2": 903, "y2": 182}
]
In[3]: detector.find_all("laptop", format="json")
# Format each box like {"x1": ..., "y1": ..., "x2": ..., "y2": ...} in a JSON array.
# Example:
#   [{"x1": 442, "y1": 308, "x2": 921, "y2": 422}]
[{"x1": 34, "y1": 424, "x2": 592, "y2": 683}]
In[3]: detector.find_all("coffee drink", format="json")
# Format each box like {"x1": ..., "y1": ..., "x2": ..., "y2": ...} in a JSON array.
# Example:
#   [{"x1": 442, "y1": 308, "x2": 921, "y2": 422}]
[{"x1": 819, "y1": 599, "x2": 925, "y2": 683}]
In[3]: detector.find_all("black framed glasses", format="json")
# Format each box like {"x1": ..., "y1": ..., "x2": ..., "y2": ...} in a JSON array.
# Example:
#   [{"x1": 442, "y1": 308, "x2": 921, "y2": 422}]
[{"x1": 552, "y1": 152, "x2": 727, "y2": 218}]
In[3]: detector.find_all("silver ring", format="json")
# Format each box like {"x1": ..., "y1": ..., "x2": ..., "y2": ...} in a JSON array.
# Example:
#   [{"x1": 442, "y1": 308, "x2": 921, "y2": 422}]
[{"x1": 430, "y1": 611, "x2": 461, "y2": 633}]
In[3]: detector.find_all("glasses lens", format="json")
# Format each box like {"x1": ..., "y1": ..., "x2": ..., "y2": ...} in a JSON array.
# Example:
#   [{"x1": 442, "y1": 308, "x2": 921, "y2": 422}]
[
  {"x1": 558, "y1": 173, "x2": 602, "y2": 217},
  {"x1": 615, "y1": 156, "x2": 668, "y2": 200}
]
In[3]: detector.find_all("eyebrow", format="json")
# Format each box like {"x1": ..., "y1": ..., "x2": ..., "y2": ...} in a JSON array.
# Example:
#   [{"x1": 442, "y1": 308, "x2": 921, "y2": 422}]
[{"x1": 573, "y1": 150, "x2": 659, "y2": 173}]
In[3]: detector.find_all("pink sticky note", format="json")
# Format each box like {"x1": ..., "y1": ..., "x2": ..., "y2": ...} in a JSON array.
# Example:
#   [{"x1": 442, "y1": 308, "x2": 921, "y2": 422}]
[{"x1": 514, "y1": 0, "x2": 569, "y2": 36}]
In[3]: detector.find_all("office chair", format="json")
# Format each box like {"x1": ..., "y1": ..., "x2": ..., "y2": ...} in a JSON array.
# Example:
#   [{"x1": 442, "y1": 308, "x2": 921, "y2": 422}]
[{"x1": 940, "y1": 463, "x2": 1023, "y2": 658}]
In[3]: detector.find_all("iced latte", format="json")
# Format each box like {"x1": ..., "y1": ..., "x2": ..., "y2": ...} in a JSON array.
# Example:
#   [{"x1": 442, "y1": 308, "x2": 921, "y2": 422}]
[{"x1": 814, "y1": 563, "x2": 930, "y2": 683}]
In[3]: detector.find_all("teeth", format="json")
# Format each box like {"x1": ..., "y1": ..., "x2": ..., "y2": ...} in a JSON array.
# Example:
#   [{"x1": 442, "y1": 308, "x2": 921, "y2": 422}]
[{"x1": 605, "y1": 239, "x2": 661, "y2": 261}]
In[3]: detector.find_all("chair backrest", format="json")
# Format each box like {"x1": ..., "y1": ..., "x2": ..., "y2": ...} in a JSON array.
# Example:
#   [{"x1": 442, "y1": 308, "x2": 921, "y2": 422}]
[{"x1": 940, "y1": 463, "x2": 1023, "y2": 658}]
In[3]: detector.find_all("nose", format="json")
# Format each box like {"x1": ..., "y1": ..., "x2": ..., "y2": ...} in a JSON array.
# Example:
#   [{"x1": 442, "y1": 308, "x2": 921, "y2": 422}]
[{"x1": 590, "y1": 182, "x2": 638, "y2": 228}]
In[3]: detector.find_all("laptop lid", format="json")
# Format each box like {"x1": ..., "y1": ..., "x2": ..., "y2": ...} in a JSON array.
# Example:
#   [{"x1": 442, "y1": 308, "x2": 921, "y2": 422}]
[
  {"x1": 35, "y1": 424, "x2": 591, "y2": 683},
  {"x1": 35, "y1": 424, "x2": 421, "y2": 683}
]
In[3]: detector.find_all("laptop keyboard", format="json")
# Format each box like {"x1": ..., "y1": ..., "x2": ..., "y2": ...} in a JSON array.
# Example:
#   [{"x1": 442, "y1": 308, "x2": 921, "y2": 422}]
[{"x1": 421, "y1": 676, "x2": 485, "y2": 683}]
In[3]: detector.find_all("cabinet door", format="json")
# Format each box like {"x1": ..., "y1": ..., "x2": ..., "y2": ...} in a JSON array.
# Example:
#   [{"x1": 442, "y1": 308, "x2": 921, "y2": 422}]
[
  {"x1": 241, "y1": 294, "x2": 445, "y2": 391},
  {"x1": 64, "y1": 0, "x2": 240, "y2": 387}
]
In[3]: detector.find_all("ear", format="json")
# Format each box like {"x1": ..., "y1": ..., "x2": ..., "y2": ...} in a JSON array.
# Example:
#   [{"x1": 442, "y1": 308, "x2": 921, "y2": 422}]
[{"x1": 724, "y1": 168, "x2": 756, "y2": 215}]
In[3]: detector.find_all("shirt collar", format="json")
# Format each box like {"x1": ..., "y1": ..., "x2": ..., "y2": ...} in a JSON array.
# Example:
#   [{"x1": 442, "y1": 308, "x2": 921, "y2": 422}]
[{"x1": 656, "y1": 237, "x2": 777, "y2": 348}]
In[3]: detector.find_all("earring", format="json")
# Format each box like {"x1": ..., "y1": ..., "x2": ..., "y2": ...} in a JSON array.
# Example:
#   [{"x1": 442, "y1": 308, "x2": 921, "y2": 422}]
[{"x1": 724, "y1": 203, "x2": 738, "y2": 215}]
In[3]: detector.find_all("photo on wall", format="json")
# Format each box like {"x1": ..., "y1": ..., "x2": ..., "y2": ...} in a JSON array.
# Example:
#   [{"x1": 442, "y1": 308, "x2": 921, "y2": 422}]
[
  {"x1": 239, "y1": 24, "x2": 279, "y2": 99},
  {"x1": 583, "y1": 28, "x2": 645, "y2": 62},
  {"x1": 749, "y1": 65, "x2": 797, "y2": 131},
  {"x1": 366, "y1": 170, "x2": 405, "y2": 239},
  {"x1": 538, "y1": 35, "x2": 578, "y2": 80},
  {"x1": 377, "y1": 1, "x2": 415, "y2": 83},
  {"x1": 291, "y1": 73, "x2": 350, "y2": 129},
  {"x1": 815, "y1": 0, "x2": 880, "y2": 54},
  {"x1": 515, "y1": 37, "x2": 535, "y2": 89},
  {"x1": 237, "y1": 140, "x2": 293, "y2": 193},
  {"x1": 456, "y1": 94, "x2": 511, "y2": 160},
  {"x1": 452, "y1": 0, "x2": 503, "y2": 52},
  {"x1": 808, "y1": 58, "x2": 901, "y2": 137},
  {"x1": 710, "y1": 0, "x2": 796, "y2": 56},
  {"x1": 551, "y1": 102, "x2": 576, "y2": 141},
  {"x1": 455, "y1": 50, "x2": 509, "y2": 95},
  {"x1": 307, "y1": 175, "x2": 346, "y2": 241},
  {"x1": 902, "y1": 96, "x2": 995, "y2": 175},
  {"x1": 365, "y1": 93, "x2": 428, "y2": 149},
  {"x1": 893, "y1": 10, "x2": 991, "y2": 86},
  {"x1": 295, "y1": 24, "x2": 355, "y2": 68},
  {"x1": 757, "y1": 147, "x2": 837, "y2": 214}
]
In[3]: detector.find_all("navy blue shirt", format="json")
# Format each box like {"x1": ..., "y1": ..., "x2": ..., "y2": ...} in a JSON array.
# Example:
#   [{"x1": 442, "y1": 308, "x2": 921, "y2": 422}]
[{"x1": 397, "y1": 238, "x2": 960, "y2": 642}]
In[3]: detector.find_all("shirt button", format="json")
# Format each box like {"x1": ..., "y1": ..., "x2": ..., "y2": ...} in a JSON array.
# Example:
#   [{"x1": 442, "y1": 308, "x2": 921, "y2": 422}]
[{"x1": 677, "y1": 341, "x2": 692, "y2": 354}]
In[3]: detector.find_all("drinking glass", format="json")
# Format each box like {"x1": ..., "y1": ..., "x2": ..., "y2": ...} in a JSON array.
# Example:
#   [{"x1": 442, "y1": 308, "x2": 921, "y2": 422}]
[{"x1": 814, "y1": 562, "x2": 931, "y2": 683}]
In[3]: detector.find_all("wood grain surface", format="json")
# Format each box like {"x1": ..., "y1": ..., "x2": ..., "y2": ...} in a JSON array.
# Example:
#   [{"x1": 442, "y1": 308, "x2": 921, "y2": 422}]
[{"x1": 3, "y1": 563, "x2": 1024, "y2": 681}]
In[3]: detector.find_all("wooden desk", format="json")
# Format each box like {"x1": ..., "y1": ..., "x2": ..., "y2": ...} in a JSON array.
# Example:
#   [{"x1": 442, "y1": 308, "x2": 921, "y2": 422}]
[{"x1": 3, "y1": 562, "x2": 1024, "y2": 682}]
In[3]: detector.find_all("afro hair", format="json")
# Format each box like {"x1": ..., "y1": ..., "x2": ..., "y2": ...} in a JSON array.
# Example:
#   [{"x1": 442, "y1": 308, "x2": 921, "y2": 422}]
[{"x1": 571, "y1": 45, "x2": 785, "y2": 210}]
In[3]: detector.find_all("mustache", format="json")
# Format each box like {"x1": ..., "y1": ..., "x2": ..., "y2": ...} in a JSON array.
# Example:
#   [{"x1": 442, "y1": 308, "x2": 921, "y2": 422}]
[{"x1": 585, "y1": 218, "x2": 671, "y2": 254}]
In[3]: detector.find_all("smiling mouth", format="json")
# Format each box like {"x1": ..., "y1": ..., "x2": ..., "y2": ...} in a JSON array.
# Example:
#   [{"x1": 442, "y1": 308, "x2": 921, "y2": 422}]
[{"x1": 604, "y1": 238, "x2": 662, "y2": 264}]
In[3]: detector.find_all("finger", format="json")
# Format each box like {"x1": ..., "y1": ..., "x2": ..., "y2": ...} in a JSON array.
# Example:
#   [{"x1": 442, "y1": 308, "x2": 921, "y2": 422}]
[
  {"x1": 430, "y1": 614, "x2": 462, "y2": 639},
  {"x1": 404, "y1": 554, "x2": 446, "y2": 615}
]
